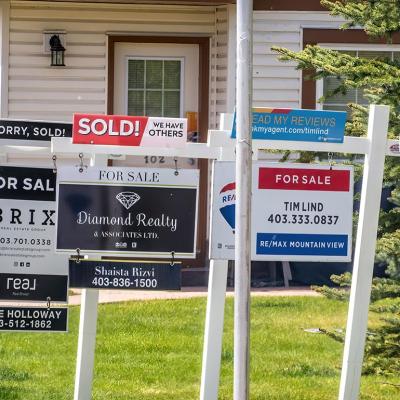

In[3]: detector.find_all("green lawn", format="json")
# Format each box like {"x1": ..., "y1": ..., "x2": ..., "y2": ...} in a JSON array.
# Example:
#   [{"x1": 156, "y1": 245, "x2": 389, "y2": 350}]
[{"x1": 0, "y1": 297, "x2": 397, "y2": 399}]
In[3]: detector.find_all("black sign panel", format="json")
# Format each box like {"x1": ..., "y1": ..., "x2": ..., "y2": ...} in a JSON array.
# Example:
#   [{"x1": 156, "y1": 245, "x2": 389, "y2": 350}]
[
  {"x1": 69, "y1": 259, "x2": 181, "y2": 290},
  {"x1": 0, "y1": 119, "x2": 72, "y2": 143},
  {"x1": 0, "y1": 166, "x2": 67, "y2": 302},
  {"x1": 57, "y1": 184, "x2": 197, "y2": 255},
  {"x1": 0, "y1": 306, "x2": 68, "y2": 332},
  {"x1": 0, "y1": 273, "x2": 68, "y2": 301},
  {"x1": 0, "y1": 166, "x2": 56, "y2": 201}
]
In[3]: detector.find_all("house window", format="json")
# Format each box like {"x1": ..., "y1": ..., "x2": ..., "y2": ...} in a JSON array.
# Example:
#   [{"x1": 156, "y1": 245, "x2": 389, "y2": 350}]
[
  {"x1": 127, "y1": 58, "x2": 183, "y2": 117},
  {"x1": 316, "y1": 48, "x2": 400, "y2": 112}
]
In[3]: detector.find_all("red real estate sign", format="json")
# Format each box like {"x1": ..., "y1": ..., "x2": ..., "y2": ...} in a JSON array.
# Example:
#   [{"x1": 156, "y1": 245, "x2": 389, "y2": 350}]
[
  {"x1": 258, "y1": 167, "x2": 350, "y2": 192},
  {"x1": 72, "y1": 113, "x2": 187, "y2": 147}
]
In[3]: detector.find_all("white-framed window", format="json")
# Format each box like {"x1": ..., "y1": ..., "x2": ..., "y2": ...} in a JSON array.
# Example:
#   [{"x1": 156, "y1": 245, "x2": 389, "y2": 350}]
[
  {"x1": 126, "y1": 57, "x2": 184, "y2": 117},
  {"x1": 316, "y1": 44, "x2": 400, "y2": 112}
]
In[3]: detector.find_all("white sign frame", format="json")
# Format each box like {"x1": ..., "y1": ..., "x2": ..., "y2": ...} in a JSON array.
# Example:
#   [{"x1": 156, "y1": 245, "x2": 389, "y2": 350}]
[{"x1": 50, "y1": 105, "x2": 393, "y2": 400}]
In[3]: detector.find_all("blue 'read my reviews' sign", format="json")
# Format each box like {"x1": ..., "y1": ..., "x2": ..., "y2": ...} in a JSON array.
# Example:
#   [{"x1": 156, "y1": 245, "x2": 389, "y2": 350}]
[{"x1": 231, "y1": 108, "x2": 346, "y2": 143}]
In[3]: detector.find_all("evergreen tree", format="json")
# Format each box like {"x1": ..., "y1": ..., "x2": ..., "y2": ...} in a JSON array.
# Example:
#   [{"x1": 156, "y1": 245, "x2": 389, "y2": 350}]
[{"x1": 272, "y1": 0, "x2": 400, "y2": 375}]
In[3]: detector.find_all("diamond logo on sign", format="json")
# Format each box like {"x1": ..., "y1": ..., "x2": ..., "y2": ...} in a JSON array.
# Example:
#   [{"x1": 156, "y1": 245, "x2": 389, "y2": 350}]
[{"x1": 116, "y1": 192, "x2": 140, "y2": 210}]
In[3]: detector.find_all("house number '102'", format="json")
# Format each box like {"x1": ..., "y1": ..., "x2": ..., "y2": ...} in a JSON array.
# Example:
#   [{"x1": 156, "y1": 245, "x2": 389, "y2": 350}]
[{"x1": 144, "y1": 156, "x2": 165, "y2": 164}]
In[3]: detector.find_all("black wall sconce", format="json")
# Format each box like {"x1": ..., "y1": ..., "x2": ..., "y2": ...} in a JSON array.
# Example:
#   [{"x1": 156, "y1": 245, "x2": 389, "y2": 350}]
[{"x1": 49, "y1": 34, "x2": 65, "y2": 66}]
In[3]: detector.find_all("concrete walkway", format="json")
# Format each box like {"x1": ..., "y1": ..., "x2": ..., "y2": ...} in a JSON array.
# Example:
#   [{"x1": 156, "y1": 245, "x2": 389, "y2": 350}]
[{"x1": 68, "y1": 286, "x2": 319, "y2": 305}]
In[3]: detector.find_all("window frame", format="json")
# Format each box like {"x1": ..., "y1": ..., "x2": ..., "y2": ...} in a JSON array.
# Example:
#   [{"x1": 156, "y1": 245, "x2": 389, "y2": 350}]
[
  {"x1": 315, "y1": 44, "x2": 400, "y2": 111},
  {"x1": 124, "y1": 56, "x2": 185, "y2": 118},
  {"x1": 301, "y1": 28, "x2": 400, "y2": 110}
]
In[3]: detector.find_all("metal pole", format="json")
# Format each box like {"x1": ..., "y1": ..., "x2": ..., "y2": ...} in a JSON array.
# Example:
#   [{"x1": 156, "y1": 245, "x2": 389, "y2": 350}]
[
  {"x1": 234, "y1": 1, "x2": 253, "y2": 400},
  {"x1": 338, "y1": 105, "x2": 390, "y2": 400}
]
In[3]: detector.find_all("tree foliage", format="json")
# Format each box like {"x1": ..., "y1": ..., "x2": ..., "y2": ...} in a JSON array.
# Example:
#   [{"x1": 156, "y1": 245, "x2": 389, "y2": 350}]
[
  {"x1": 272, "y1": 0, "x2": 400, "y2": 375},
  {"x1": 322, "y1": 0, "x2": 400, "y2": 38}
]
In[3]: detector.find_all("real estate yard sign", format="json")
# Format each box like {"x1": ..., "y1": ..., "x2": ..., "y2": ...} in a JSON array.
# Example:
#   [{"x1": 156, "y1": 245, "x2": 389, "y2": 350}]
[
  {"x1": 0, "y1": 166, "x2": 68, "y2": 301},
  {"x1": 210, "y1": 161, "x2": 353, "y2": 262},
  {"x1": 69, "y1": 259, "x2": 181, "y2": 290},
  {"x1": 231, "y1": 108, "x2": 346, "y2": 143},
  {"x1": 56, "y1": 166, "x2": 199, "y2": 258},
  {"x1": 0, "y1": 119, "x2": 72, "y2": 146},
  {"x1": 0, "y1": 306, "x2": 68, "y2": 332},
  {"x1": 72, "y1": 113, "x2": 187, "y2": 148}
]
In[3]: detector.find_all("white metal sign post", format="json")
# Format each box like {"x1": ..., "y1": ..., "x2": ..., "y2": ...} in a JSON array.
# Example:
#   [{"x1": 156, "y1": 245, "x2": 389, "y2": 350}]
[
  {"x1": 73, "y1": 153, "x2": 106, "y2": 400},
  {"x1": 202, "y1": 104, "x2": 391, "y2": 400},
  {"x1": 199, "y1": 258, "x2": 229, "y2": 400},
  {"x1": 51, "y1": 135, "x2": 229, "y2": 400},
  {"x1": 199, "y1": 118, "x2": 234, "y2": 400},
  {"x1": 338, "y1": 106, "x2": 390, "y2": 400}
]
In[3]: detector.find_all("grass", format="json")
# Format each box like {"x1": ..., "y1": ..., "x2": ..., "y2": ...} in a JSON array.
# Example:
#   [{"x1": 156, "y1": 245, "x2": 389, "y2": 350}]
[{"x1": 0, "y1": 296, "x2": 398, "y2": 399}]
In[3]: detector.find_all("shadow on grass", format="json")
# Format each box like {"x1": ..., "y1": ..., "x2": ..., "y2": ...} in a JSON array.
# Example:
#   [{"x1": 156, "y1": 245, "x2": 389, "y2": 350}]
[
  {"x1": 282, "y1": 363, "x2": 338, "y2": 377},
  {"x1": 221, "y1": 348, "x2": 233, "y2": 362},
  {"x1": 252, "y1": 301, "x2": 294, "y2": 309},
  {"x1": 0, "y1": 367, "x2": 30, "y2": 400},
  {"x1": 0, "y1": 367, "x2": 30, "y2": 382},
  {"x1": 0, "y1": 386, "x2": 22, "y2": 400}
]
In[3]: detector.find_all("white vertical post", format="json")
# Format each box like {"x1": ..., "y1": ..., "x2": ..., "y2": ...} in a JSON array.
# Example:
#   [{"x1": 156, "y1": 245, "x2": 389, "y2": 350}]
[
  {"x1": 199, "y1": 259, "x2": 229, "y2": 400},
  {"x1": 235, "y1": 1, "x2": 253, "y2": 400},
  {"x1": 338, "y1": 105, "x2": 390, "y2": 400},
  {"x1": 74, "y1": 154, "x2": 108, "y2": 400},
  {"x1": 74, "y1": 289, "x2": 100, "y2": 400}
]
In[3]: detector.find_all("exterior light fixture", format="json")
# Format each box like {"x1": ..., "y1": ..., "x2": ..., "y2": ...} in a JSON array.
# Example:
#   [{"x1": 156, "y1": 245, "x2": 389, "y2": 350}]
[{"x1": 49, "y1": 34, "x2": 65, "y2": 66}]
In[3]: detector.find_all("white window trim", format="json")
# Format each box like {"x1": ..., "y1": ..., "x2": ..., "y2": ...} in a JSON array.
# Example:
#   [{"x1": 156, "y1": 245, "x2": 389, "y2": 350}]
[
  {"x1": 124, "y1": 56, "x2": 185, "y2": 117},
  {"x1": 316, "y1": 44, "x2": 400, "y2": 110}
]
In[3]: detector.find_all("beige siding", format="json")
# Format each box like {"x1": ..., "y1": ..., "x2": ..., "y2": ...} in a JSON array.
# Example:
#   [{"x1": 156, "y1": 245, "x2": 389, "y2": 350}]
[
  {"x1": 253, "y1": 11, "x2": 345, "y2": 109},
  {"x1": 7, "y1": 2, "x2": 347, "y2": 123},
  {"x1": 209, "y1": 5, "x2": 228, "y2": 129},
  {"x1": 8, "y1": 0, "x2": 216, "y2": 121}
]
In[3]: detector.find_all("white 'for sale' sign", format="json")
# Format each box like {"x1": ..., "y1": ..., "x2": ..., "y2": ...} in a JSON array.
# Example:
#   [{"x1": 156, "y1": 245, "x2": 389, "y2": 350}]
[{"x1": 210, "y1": 161, "x2": 354, "y2": 262}]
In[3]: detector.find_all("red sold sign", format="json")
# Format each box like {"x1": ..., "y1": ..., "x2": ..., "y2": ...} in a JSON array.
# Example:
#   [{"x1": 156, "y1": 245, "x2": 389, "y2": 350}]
[{"x1": 72, "y1": 113, "x2": 187, "y2": 147}]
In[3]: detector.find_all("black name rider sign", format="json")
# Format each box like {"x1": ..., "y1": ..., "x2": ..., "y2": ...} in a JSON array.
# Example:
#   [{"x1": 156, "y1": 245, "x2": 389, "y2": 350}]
[
  {"x1": 69, "y1": 259, "x2": 181, "y2": 290},
  {"x1": 0, "y1": 306, "x2": 68, "y2": 332},
  {"x1": 0, "y1": 166, "x2": 68, "y2": 302},
  {"x1": 56, "y1": 166, "x2": 199, "y2": 258},
  {"x1": 0, "y1": 119, "x2": 72, "y2": 146}
]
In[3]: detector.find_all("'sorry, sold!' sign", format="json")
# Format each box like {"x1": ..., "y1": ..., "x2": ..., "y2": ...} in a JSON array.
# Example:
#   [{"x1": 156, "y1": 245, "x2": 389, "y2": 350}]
[{"x1": 72, "y1": 113, "x2": 187, "y2": 147}]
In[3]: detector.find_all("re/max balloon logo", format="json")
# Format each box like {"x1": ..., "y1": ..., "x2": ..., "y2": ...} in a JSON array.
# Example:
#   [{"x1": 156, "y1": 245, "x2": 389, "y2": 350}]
[{"x1": 219, "y1": 182, "x2": 235, "y2": 232}]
